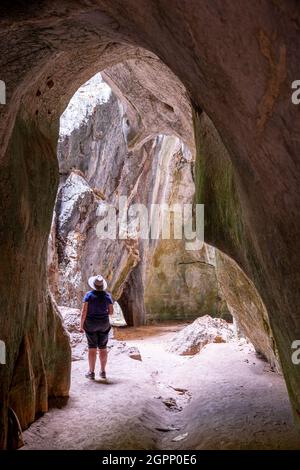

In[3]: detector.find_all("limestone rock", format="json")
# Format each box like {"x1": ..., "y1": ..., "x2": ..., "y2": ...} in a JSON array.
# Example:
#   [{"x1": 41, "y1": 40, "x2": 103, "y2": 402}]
[
  {"x1": 58, "y1": 306, "x2": 86, "y2": 361},
  {"x1": 142, "y1": 137, "x2": 230, "y2": 322},
  {"x1": 215, "y1": 251, "x2": 280, "y2": 372},
  {"x1": 168, "y1": 315, "x2": 235, "y2": 356},
  {"x1": 127, "y1": 347, "x2": 142, "y2": 362},
  {"x1": 107, "y1": 340, "x2": 142, "y2": 362},
  {"x1": 109, "y1": 302, "x2": 127, "y2": 327},
  {"x1": 7, "y1": 297, "x2": 71, "y2": 441},
  {"x1": 59, "y1": 306, "x2": 81, "y2": 334},
  {"x1": 51, "y1": 74, "x2": 227, "y2": 328}
]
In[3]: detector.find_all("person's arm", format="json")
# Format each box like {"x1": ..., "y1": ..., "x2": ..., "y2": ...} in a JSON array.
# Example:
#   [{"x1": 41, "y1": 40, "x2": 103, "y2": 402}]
[
  {"x1": 107, "y1": 292, "x2": 114, "y2": 316},
  {"x1": 80, "y1": 302, "x2": 88, "y2": 332},
  {"x1": 108, "y1": 304, "x2": 113, "y2": 316}
]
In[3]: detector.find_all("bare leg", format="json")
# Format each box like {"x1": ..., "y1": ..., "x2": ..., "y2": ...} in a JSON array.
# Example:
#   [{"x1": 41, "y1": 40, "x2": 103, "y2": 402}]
[
  {"x1": 99, "y1": 348, "x2": 108, "y2": 373},
  {"x1": 88, "y1": 348, "x2": 97, "y2": 372}
]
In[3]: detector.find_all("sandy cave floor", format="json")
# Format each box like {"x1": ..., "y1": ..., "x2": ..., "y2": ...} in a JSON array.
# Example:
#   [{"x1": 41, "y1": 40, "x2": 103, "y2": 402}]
[{"x1": 22, "y1": 324, "x2": 300, "y2": 450}]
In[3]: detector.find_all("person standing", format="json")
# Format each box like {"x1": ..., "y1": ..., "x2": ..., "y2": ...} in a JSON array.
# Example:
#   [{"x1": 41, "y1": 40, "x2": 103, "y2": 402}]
[{"x1": 80, "y1": 275, "x2": 113, "y2": 380}]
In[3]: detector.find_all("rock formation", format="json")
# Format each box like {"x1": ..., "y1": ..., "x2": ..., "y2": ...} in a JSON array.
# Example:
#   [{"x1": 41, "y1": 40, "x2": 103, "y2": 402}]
[
  {"x1": 50, "y1": 70, "x2": 279, "y2": 371},
  {"x1": 216, "y1": 250, "x2": 281, "y2": 372},
  {"x1": 50, "y1": 73, "x2": 228, "y2": 326},
  {"x1": 168, "y1": 315, "x2": 235, "y2": 356}
]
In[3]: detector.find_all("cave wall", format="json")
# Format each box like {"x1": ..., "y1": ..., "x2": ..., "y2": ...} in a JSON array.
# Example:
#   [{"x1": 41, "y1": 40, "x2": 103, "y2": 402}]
[
  {"x1": 50, "y1": 85, "x2": 142, "y2": 305},
  {"x1": 0, "y1": 113, "x2": 71, "y2": 448},
  {"x1": 194, "y1": 111, "x2": 282, "y2": 372},
  {"x1": 50, "y1": 75, "x2": 189, "y2": 307},
  {"x1": 140, "y1": 136, "x2": 230, "y2": 323},
  {"x1": 216, "y1": 250, "x2": 280, "y2": 372},
  {"x1": 1, "y1": 0, "x2": 300, "y2": 446}
]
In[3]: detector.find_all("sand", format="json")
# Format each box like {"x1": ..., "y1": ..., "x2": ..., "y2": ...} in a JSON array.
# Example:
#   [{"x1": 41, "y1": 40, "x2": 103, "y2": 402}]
[{"x1": 22, "y1": 324, "x2": 300, "y2": 450}]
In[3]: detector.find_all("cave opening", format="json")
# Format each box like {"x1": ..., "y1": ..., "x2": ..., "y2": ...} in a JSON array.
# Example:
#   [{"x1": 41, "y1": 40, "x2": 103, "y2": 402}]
[{"x1": 30, "y1": 67, "x2": 298, "y2": 450}]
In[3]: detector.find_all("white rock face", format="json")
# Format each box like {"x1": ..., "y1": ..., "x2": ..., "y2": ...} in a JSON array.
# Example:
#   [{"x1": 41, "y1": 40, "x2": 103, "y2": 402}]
[
  {"x1": 58, "y1": 306, "x2": 87, "y2": 361},
  {"x1": 59, "y1": 73, "x2": 111, "y2": 136},
  {"x1": 50, "y1": 81, "x2": 142, "y2": 306},
  {"x1": 168, "y1": 315, "x2": 235, "y2": 356},
  {"x1": 109, "y1": 302, "x2": 127, "y2": 327}
]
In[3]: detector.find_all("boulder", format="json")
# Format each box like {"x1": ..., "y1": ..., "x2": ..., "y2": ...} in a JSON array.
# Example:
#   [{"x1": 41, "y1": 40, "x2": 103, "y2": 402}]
[
  {"x1": 168, "y1": 315, "x2": 235, "y2": 356},
  {"x1": 127, "y1": 347, "x2": 142, "y2": 362}
]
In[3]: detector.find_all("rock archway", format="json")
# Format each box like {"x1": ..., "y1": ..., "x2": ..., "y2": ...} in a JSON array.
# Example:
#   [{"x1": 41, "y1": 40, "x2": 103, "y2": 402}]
[{"x1": 0, "y1": 0, "x2": 300, "y2": 448}]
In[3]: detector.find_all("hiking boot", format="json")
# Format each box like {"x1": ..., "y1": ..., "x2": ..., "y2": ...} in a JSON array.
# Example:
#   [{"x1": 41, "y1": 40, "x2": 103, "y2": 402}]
[
  {"x1": 100, "y1": 370, "x2": 106, "y2": 380},
  {"x1": 85, "y1": 371, "x2": 95, "y2": 380}
]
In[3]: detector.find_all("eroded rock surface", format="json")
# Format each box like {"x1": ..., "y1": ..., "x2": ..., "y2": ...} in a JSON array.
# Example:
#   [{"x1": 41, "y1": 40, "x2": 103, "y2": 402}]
[
  {"x1": 216, "y1": 250, "x2": 280, "y2": 372},
  {"x1": 50, "y1": 74, "x2": 227, "y2": 327},
  {"x1": 168, "y1": 315, "x2": 235, "y2": 356},
  {"x1": 142, "y1": 145, "x2": 229, "y2": 322},
  {"x1": 51, "y1": 70, "x2": 280, "y2": 375}
]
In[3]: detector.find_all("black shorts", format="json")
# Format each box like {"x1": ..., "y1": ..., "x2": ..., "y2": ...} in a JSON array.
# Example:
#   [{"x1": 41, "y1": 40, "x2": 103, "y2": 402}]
[{"x1": 85, "y1": 330, "x2": 109, "y2": 349}]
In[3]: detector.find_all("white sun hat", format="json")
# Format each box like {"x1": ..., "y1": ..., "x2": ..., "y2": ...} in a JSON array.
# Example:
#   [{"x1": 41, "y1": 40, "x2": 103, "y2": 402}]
[{"x1": 88, "y1": 274, "x2": 107, "y2": 291}]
